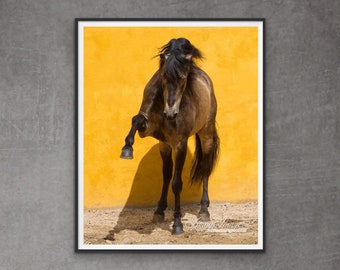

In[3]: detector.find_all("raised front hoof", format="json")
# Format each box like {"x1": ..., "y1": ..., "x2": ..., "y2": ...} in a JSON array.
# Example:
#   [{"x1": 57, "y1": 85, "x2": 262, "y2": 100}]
[
  {"x1": 197, "y1": 211, "x2": 210, "y2": 222},
  {"x1": 120, "y1": 146, "x2": 133, "y2": 159},
  {"x1": 172, "y1": 223, "x2": 184, "y2": 235},
  {"x1": 152, "y1": 213, "x2": 165, "y2": 223}
]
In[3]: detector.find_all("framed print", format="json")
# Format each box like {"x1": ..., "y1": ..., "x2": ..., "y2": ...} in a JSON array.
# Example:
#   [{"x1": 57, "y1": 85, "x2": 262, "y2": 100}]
[{"x1": 76, "y1": 19, "x2": 264, "y2": 250}]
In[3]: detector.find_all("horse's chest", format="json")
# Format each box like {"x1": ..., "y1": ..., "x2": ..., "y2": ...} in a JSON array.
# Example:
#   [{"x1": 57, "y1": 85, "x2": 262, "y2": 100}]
[{"x1": 152, "y1": 118, "x2": 191, "y2": 146}]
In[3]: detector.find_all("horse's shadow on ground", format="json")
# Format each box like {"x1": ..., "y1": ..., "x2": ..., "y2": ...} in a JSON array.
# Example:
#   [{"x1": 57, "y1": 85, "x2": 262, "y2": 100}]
[{"x1": 112, "y1": 144, "x2": 202, "y2": 235}]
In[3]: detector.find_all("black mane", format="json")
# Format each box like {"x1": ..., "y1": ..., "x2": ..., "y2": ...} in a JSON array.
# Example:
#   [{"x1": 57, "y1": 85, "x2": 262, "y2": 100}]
[{"x1": 158, "y1": 38, "x2": 202, "y2": 82}]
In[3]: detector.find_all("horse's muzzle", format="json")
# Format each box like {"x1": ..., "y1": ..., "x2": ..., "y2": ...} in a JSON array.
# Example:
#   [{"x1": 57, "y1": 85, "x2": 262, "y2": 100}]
[{"x1": 164, "y1": 111, "x2": 177, "y2": 120}]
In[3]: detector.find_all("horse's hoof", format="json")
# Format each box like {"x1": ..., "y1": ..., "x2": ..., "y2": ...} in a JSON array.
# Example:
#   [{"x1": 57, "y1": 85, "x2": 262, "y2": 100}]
[
  {"x1": 172, "y1": 223, "x2": 184, "y2": 235},
  {"x1": 172, "y1": 225, "x2": 184, "y2": 235},
  {"x1": 120, "y1": 146, "x2": 133, "y2": 159},
  {"x1": 104, "y1": 230, "x2": 115, "y2": 241},
  {"x1": 198, "y1": 212, "x2": 210, "y2": 222},
  {"x1": 152, "y1": 213, "x2": 165, "y2": 223}
]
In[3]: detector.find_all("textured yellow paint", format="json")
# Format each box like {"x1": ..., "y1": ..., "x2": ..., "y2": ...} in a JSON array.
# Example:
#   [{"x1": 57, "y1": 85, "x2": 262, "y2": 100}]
[{"x1": 83, "y1": 27, "x2": 258, "y2": 208}]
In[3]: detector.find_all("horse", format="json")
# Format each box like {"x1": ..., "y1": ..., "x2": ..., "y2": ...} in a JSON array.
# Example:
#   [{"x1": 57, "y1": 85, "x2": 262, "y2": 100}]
[{"x1": 120, "y1": 38, "x2": 219, "y2": 234}]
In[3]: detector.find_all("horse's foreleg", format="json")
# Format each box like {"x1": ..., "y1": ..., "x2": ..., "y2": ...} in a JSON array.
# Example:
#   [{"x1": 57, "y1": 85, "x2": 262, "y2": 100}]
[
  {"x1": 120, "y1": 114, "x2": 147, "y2": 159},
  {"x1": 171, "y1": 140, "x2": 187, "y2": 234},
  {"x1": 153, "y1": 142, "x2": 173, "y2": 223}
]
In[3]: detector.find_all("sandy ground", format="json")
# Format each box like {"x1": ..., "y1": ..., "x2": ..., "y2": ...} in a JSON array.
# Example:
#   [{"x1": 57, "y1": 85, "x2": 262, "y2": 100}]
[{"x1": 84, "y1": 201, "x2": 258, "y2": 246}]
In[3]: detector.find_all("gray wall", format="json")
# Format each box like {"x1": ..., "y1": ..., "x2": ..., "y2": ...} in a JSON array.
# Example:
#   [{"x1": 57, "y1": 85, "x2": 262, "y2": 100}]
[{"x1": 1, "y1": 0, "x2": 339, "y2": 269}]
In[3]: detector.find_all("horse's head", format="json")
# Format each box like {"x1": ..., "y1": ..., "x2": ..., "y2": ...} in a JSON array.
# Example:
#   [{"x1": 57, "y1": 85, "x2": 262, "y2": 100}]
[{"x1": 159, "y1": 38, "x2": 202, "y2": 120}]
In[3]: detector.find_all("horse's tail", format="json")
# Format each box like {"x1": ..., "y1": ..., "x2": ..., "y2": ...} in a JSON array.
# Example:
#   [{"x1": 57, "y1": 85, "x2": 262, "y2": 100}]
[{"x1": 190, "y1": 130, "x2": 220, "y2": 184}]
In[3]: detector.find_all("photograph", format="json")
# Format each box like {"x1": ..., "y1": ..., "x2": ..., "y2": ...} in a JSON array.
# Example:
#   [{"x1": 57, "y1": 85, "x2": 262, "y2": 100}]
[{"x1": 76, "y1": 19, "x2": 264, "y2": 250}]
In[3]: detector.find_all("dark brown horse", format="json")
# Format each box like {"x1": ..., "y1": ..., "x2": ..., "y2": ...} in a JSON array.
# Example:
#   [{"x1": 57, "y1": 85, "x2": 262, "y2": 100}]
[{"x1": 120, "y1": 38, "x2": 219, "y2": 234}]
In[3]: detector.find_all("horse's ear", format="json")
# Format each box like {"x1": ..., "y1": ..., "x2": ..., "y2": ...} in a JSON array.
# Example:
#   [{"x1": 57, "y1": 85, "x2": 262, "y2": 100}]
[
  {"x1": 192, "y1": 47, "x2": 203, "y2": 60},
  {"x1": 184, "y1": 54, "x2": 192, "y2": 60},
  {"x1": 183, "y1": 52, "x2": 201, "y2": 61},
  {"x1": 184, "y1": 47, "x2": 202, "y2": 61},
  {"x1": 159, "y1": 53, "x2": 170, "y2": 60}
]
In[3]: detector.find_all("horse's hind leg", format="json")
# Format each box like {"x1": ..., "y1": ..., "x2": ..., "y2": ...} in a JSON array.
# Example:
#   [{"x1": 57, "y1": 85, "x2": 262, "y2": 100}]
[
  {"x1": 197, "y1": 130, "x2": 219, "y2": 222},
  {"x1": 153, "y1": 142, "x2": 173, "y2": 223},
  {"x1": 120, "y1": 114, "x2": 147, "y2": 159},
  {"x1": 198, "y1": 175, "x2": 210, "y2": 222}
]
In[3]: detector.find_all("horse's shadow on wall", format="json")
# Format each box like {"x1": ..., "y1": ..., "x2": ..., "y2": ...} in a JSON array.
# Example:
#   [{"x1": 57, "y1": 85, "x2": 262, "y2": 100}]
[{"x1": 112, "y1": 144, "x2": 202, "y2": 235}]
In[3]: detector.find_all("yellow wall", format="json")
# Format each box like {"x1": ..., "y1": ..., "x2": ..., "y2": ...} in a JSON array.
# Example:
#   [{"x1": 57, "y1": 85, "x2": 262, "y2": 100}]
[{"x1": 83, "y1": 26, "x2": 258, "y2": 208}]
